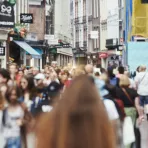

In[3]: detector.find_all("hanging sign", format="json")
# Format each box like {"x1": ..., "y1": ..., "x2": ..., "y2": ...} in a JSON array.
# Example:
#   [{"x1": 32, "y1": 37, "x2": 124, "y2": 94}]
[
  {"x1": 0, "y1": 1, "x2": 15, "y2": 28},
  {"x1": 20, "y1": 14, "x2": 33, "y2": 24},
  {"x1": 9, "y1": 0, "x2": 16, "y2": 5}
]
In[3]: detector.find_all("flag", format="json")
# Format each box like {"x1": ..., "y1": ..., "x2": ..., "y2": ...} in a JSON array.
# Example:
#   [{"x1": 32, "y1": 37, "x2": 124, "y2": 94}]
[{"x1": 132, "y1": 0, "x2": 148, "y2": 37}]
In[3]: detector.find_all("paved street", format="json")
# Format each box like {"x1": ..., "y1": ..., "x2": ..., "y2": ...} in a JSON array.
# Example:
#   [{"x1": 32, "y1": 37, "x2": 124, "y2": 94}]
[{"x1": 139, "y1": 120, "x2": 148, "y2": 148}]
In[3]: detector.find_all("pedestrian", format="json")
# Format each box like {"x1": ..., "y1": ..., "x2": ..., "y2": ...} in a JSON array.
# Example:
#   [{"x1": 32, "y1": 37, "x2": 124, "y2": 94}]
[
  {"x1": 3, "y1": 86, "x2": 25, "y2": 148},
  {"x1": 8, "y1": 63, "x2": 18, "y2": 86},
  {"x1": 43, "y1": 70, "x2": 51, "y2": 86},
  {"x1": 116, "y1": 66, "x2": 125, "y2": 78},
  {"x1": 16, "y1": 69, "x2": 24, "y2": 86},
  {"x1": 108, "y1": 67, "x2": 118, "y2": 86},
  {"x1": 135, "y1": 65, "x2": 148, "y2": 120},
  {"x1": 117, "y1": 75, "x2": 140, "y2": 148},
  {"x1": 19, "y1": 75, "x2": 36, "y2": 111},
  {"x1": 36, "y1": 75, "x2": 115, "y2": 148}
]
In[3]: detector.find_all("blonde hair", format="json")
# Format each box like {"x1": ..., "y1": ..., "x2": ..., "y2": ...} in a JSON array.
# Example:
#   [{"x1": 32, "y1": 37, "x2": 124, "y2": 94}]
[
  {"x1": 139, "y1": 65, "x2": 146, "y2": 72},
  {"x1": 119, "y1": 75, "x2": 130, "y2": 87}
]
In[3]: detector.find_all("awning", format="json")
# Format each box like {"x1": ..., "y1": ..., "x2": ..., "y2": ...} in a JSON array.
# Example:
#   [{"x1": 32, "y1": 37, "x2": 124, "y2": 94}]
[
  {"x1": 13, "y1": 41, "x2": 41, "y2": 59},
  {"x1": 34, "y1": 48, "x2": 43, "y2": 55},
  {"x1": 57, "y1": 48, "x2": 73, "y2": 56}
]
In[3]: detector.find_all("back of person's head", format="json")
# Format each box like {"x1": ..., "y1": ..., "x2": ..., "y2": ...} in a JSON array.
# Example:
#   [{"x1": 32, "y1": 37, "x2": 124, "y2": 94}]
[
  {"x1": 118, "y1": 66, "x2": 124, "y2": 74},
  {"x1": 139, "y1": 65, "x2": 146, "y2": 72},
  {"x1": 85, "y1": 64, "x2": 94, "y2": 74},
  {"x1": 36, "y1": 75, "x2": 115, "y2": 148}
]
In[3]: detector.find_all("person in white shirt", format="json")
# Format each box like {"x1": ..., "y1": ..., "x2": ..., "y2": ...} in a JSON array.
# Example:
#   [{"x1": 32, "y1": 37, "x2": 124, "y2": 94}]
[{"x1": 135, "y1": 65, "x2": 148, "y2": 107}]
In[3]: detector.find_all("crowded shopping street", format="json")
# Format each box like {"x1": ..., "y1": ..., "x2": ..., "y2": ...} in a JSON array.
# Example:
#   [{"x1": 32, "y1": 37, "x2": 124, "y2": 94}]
[{"x1": 1, "y1": 0, "x2": 148, "y2": 148}]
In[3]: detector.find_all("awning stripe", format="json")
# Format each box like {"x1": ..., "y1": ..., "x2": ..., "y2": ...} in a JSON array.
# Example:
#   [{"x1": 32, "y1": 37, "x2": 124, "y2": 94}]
[{"x1": 13, "y1": 41, "x2": 41, "y2": 58}]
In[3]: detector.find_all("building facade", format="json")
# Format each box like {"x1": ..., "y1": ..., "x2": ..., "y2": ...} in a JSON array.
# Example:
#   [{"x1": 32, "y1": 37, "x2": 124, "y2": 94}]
[
  {"x1": 0, "y1": 0, "x2": 30, "y2": 68},
  {"x1": 71, "y1": 0, "x2": 101, "y2": 66},
  {"x1": 53, "y1": 0, "x2": 73, "y2": 67},
  {"x1": 99, "y1": 0, "x2": 124, "y2": 68}
]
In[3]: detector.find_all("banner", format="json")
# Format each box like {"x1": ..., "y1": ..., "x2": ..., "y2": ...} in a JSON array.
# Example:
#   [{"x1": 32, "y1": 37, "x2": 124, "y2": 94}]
[
  {"x1": 132, "y1": 0, "x2": 148, "y2": 37},
  {"x1": 0, "y1": 1, "x2": 15, "y2": 28}
]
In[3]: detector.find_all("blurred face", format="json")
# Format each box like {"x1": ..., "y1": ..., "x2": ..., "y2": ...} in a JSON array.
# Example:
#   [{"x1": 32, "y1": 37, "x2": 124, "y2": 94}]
[
  {"x1": 45, "y1": 67, "x2": 49, "y2": 73},
  {"x1": 33, "y1": 69, "x2": 39, "y2": 76},
  {"x1": 0, "y1": 85, "x2": 7, "y2": 97},
  {"x1": 9, "y1": 65, "x2": 17, "y2": 75},
  {"x1": 45, "y1": 71, "x2": 50, "y2": 78},
  {"x1": 20, "y1": 78, "x2": 28, "y2": 90},
  {"x1": 18, "y1": 71, "x2": 24, "y2": 77},
  {"x1": 10, "y1": 90, "x2": 17, "y2": 103}
]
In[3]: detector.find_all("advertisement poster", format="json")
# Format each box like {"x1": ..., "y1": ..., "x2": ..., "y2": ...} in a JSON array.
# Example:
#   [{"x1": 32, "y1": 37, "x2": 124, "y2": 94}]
[{"x1": 0, "y1": 1, "x2": 15, "y2": 28}]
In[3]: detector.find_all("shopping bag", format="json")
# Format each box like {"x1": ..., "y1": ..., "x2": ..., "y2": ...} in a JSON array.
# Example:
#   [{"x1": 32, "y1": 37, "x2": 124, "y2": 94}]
[{"x1": 123, "y1": 116, "x2": 135, "y2": 145}]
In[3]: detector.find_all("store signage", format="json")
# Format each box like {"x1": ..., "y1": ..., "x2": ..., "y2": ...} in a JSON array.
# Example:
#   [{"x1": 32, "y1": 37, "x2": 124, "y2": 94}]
[
  {"x1": 44, "y1": 34, "x2": 54, "y2": 40},
  {"x1": 9, "y1": 0, "x2": 16, "y2": 5},
  {"x1": 99, "y1": 53, "x2": 108, "y2": 58},
  {"x1": 0, "y1": 1, "x2": 15, "y2": 28},
  {"x1": 0, "y1": 46, "x2": 5, "y2": 56},
  {"x1": 20, "y1": 14, "x2": 33, "y2": 24},
  {"x1": 90, "y1": 31, "x2": 98, "y2": 39}
]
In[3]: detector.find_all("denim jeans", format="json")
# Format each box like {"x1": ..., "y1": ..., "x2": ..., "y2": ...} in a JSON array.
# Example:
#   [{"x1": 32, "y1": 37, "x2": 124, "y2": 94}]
[
  {"x1": 139, "y1": 96, "x2": 148, "y2": 107},
  {"x1": 5, "y1": 137, "x2": 21, "y2": 148}
]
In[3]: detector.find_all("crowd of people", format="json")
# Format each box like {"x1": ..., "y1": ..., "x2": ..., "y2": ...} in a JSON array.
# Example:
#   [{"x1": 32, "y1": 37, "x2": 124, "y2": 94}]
[{"x1": 0, "y1": 63, "x2": 147, "y2": 148}]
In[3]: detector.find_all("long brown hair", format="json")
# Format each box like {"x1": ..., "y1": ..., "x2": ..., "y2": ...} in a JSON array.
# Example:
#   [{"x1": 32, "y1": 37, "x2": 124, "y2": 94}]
[{"x1": 36, "y1": 75, "x2": 115, "y2": 148}]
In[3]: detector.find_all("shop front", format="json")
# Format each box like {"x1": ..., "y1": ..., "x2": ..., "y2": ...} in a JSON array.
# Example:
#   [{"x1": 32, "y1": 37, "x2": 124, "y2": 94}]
[
  {"x1": 9, "y1": 40, "x2": 42, "y2": 67},
  {"x1": 56, "y1": 48, "x2": 73, "y2": 66}
]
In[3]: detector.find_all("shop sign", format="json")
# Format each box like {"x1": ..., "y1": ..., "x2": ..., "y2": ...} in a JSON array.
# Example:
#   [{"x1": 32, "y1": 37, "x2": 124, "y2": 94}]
[
  {"x1": 0, "y1": 1, "x2": 15, "y2": 28},
  {"x1": 99, "y1": 53, "x2": 108, "y2": 58},
  {"x1": 20, "y1": 14, "x2": 33, "y2": 24},
  {"x1": 90, "y1": 31, "x2": 98, "y2": 39},
  {"x1": 44, "y1": 34, "x2": 54, "y2": 40},
  {"x1": 9, "y1": 0, "x2": 16, "y2": 5},
  {"x1": 0, "y1": 46, "x2": 5, "y2": 56}
]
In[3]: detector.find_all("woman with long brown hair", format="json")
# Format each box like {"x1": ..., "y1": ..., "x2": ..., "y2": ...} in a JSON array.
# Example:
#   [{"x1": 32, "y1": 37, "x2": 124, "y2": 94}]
[{"x1": 36, "y1": 75, "x2": 116, "y2": 148}]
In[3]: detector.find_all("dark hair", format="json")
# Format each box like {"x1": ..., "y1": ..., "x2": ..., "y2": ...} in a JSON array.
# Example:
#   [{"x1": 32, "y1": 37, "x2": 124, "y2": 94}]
[
  {"x1": 6, "y1": 86, "x2": 21, "y2": 103},
  {"x1": 37, "y1": 75, "x2": 115, "y2": 148},
  {"x1": 0, "y1": 68, "x2": 10, "y2": 82},
  {"x1": 95, "y1": 72, "x2": 100, "y2": 77},
  {"x1": 107, "y1": 67, "x2": 115, "y2": 79},
  {"x1": 118, "y1": 66, "x2": 124, "y2": 74},
  {"x1": 21, "y1": 75, "x2": 35, "y2": 91},
  {"x1": 100, "y1": 68, "x2": 106, "y2": 74}
]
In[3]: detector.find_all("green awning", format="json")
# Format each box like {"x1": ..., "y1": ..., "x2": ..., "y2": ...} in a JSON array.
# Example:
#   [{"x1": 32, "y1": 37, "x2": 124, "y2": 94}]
[{"x1": 49, "y1": 48, "x2": 57, "y2": 54}]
